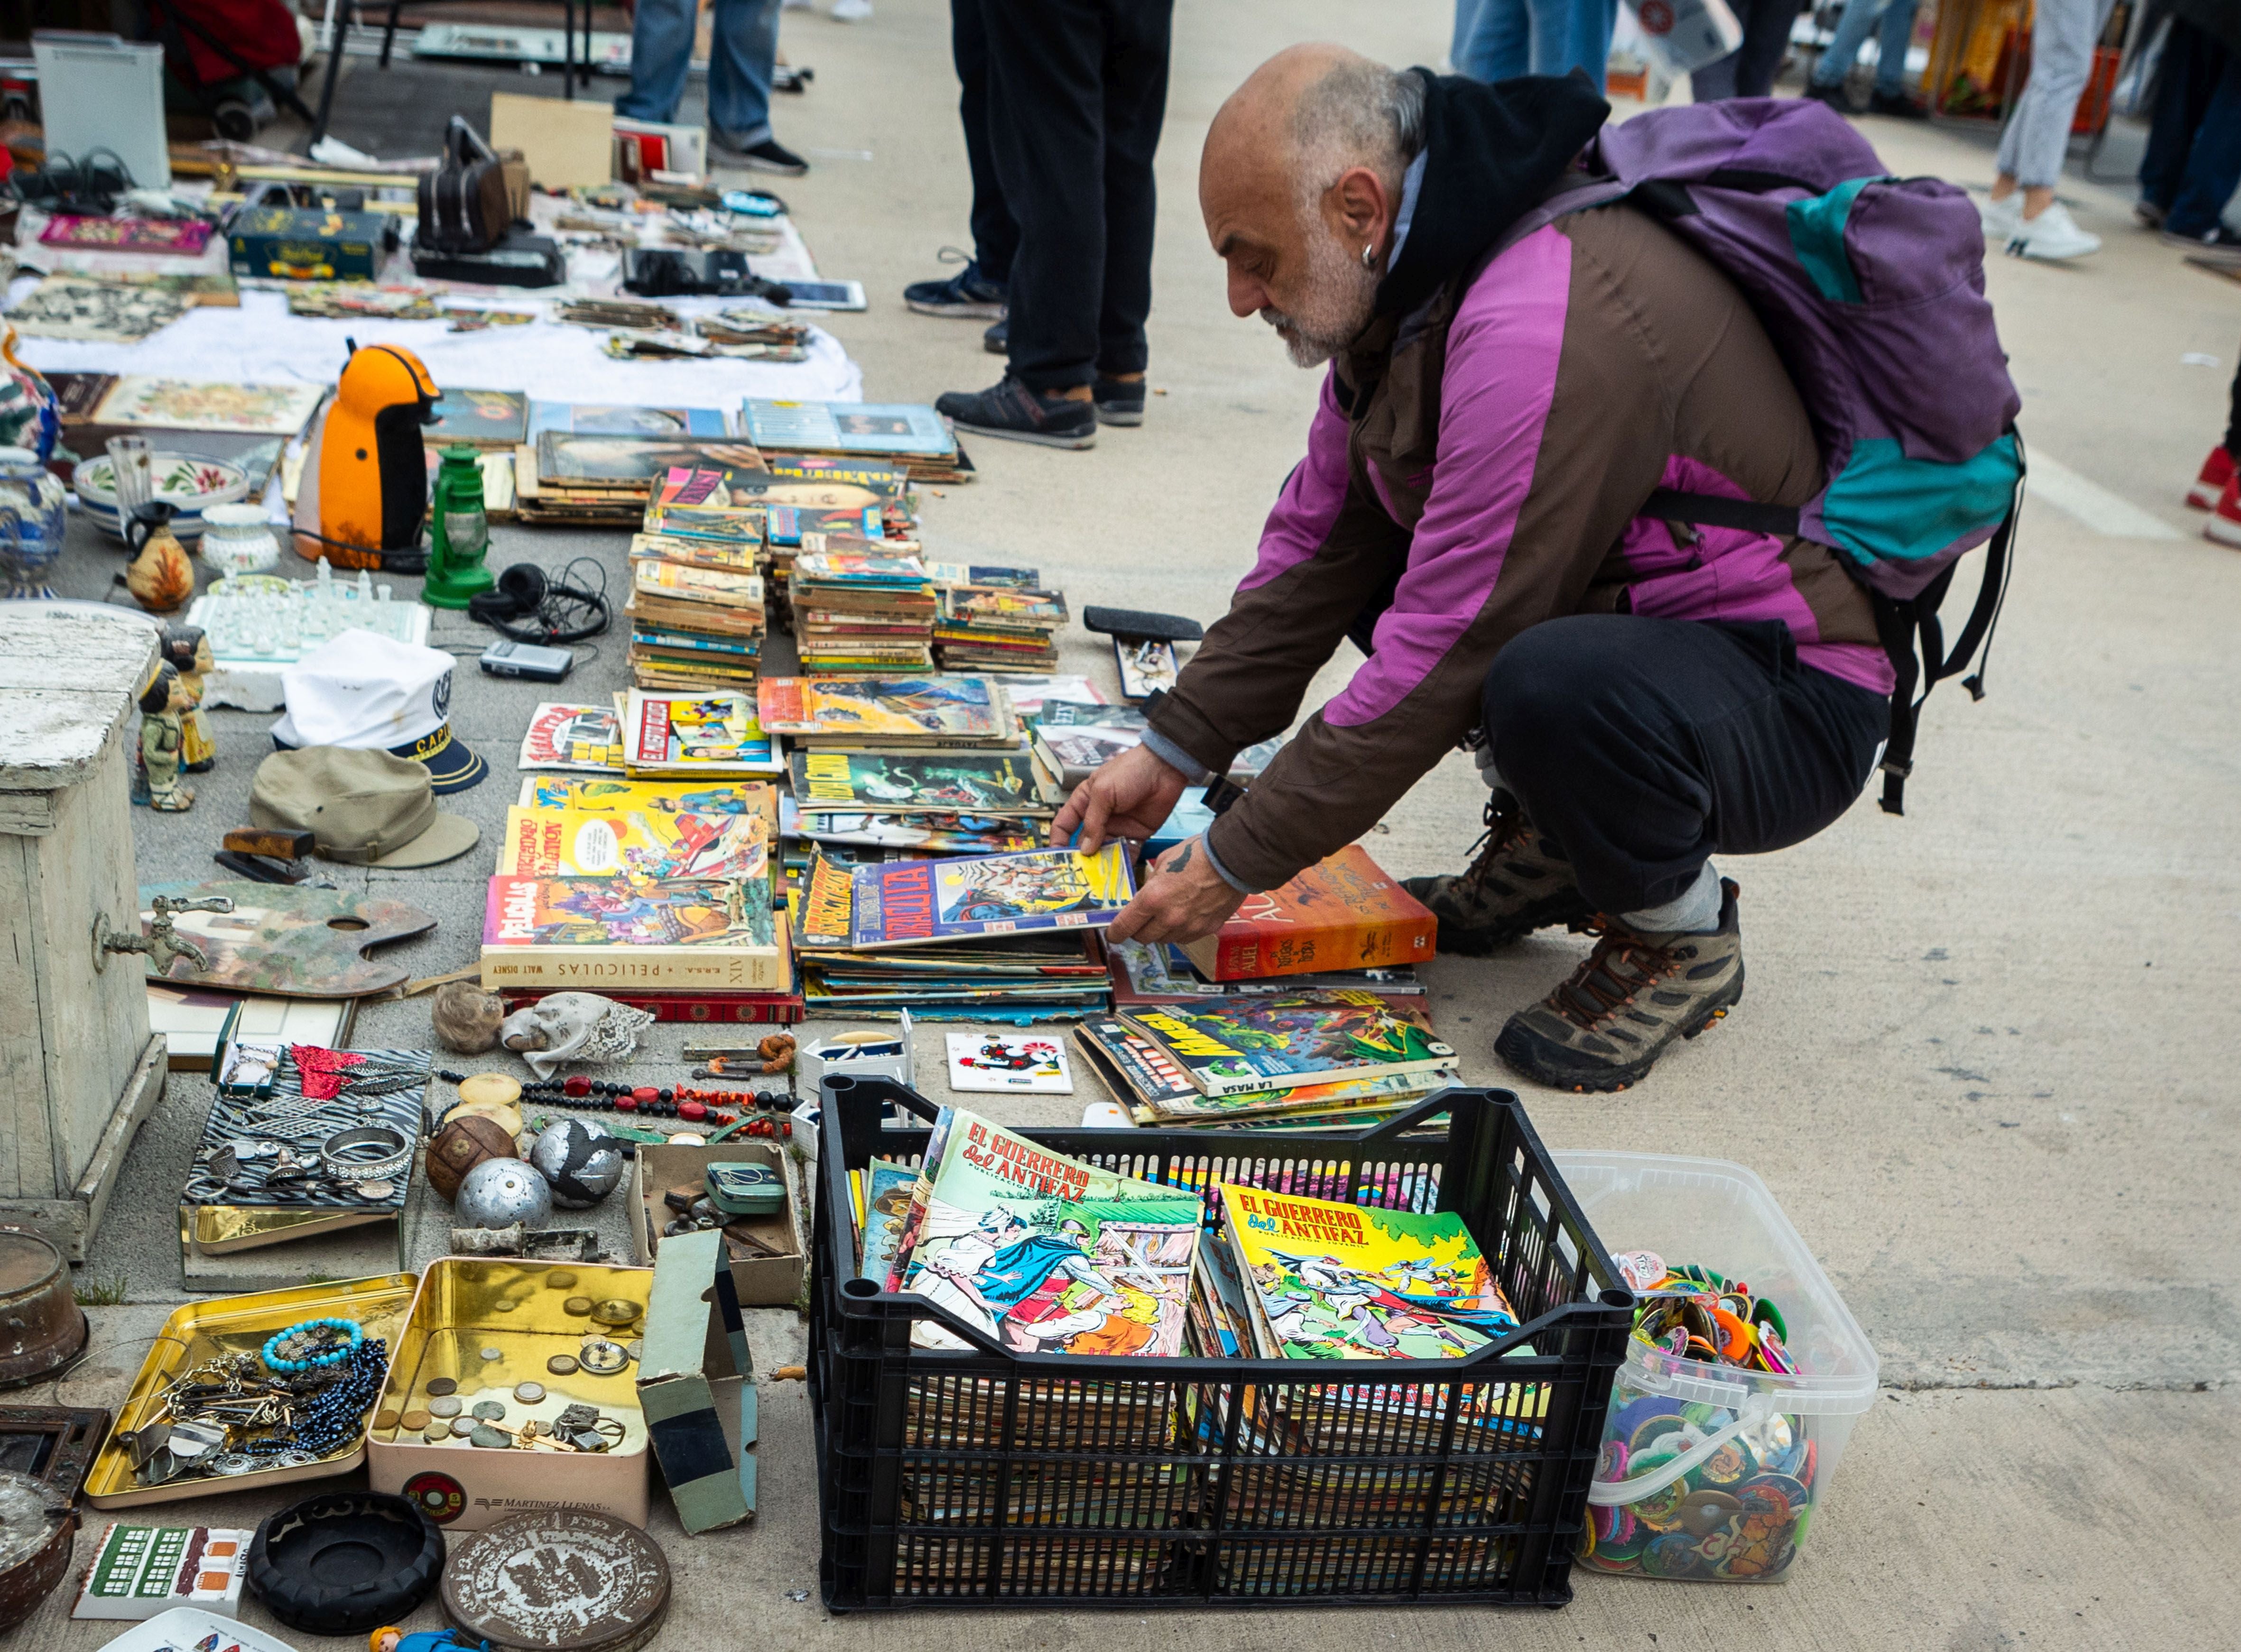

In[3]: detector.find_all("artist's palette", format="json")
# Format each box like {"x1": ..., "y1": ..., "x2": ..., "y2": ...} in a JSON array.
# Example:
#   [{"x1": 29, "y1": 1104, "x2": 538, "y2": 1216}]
[{"x1": 75, "y1": 452, "x2": 252, "y2": 541}]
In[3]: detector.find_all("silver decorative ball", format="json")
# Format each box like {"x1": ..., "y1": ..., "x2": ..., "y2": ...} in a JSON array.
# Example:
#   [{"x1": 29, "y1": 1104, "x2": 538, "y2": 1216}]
[
  {"x1": 454, "y1": 1157, "x2": 552, "y2": 1229},
  {"x1": 527, "y1": 1118, "x2": 626, "y2": 1209}
]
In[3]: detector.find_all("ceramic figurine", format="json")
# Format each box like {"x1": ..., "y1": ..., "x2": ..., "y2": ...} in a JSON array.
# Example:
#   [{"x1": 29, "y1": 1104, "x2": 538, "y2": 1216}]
[
  {"x1": 124, "y1": 501, "x2": 195, "y2": 613},
  {"x1": 139, "y1": 661, "x2": 194, "y2": 812},
  {"x1": 0, "y1": 323, "x2": 57, "y2": 461},
  {"x1": 0, "y1": 444, "x2": 67, "y2": 600},
  {"x1": 160, "y1": 624, "x2": 217, "y2": 772}
]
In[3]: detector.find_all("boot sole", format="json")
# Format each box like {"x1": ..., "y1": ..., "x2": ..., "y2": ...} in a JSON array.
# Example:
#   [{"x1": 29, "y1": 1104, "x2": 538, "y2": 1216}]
[
  {"x1": 1492, "y1": 963, "x2": 1746, "y2": 1093},
  {"x1": 906, "y1": 299, "x2": 1007, "y2": 320},
  {"x1": 944, "y1": 416, "x2": 1096, "y2": 451},
  {"x1": 1095, "y1": 406, "x2": 1143, "y2": 426}
]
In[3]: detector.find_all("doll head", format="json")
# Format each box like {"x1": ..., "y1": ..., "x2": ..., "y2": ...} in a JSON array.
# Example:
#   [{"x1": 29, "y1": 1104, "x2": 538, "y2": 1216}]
[
  {"x1": 136, "y1": 659, "x2": 179, "y2": 716},
  {"x1": 369, "y1": 1631, "x2": 403, "y2": 1652}
]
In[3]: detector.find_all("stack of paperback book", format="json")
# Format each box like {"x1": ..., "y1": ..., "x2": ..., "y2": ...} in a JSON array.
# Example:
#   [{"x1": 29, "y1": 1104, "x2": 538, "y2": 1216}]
[
  {"x1": 625, "y1": 556, "x2": 767, "y2": 691},
  {"x1": 757, "y1": 675, "x2": 1021, "y2": 748},
  {"x1": 741, "y1": 397, "x2": 973, "y2": 484},
  {"x1": 492, "y1": 746, "x2": 799, "y2": 1021},
  {"x1": 787, "y1": 745, "x2": 1061, "y2": 855},
  {"x1": 1074, "y1": 989, "x2": 1460, "y2": 1131},
  {"x1": 934, "y1": 582, "x2": 1068, "y2": 672},
  {"x1": 792, "y1": 546, "x2": 937, "y2": 673},
  {"x1": 794, "y1": 845, "x2": 1130, "y2": 1018}
]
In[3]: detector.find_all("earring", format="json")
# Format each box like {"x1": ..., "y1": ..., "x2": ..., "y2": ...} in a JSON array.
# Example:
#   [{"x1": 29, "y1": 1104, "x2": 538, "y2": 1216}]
[{"x1": 1361, "y1": 243, "x2": 1376, "y2": 268}]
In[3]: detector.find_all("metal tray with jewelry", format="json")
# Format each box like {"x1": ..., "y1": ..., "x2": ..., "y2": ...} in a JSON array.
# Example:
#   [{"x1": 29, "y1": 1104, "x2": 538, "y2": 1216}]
[
  {"x1": 179, "y1": 1045, "x2": 432, "y2": 1260},
  {"x1": 83, "y1": 1275, "x2": 419, "y2": 1510},
  {"x1": 368, "y1": 1259, "x2": 655, "y2": 1532}
]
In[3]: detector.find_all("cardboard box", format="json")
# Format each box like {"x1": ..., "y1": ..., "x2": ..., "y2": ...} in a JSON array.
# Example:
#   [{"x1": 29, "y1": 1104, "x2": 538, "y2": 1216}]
[
  {"x1": 629, "y1": 1140, "x2": 805, "y2": 1306},
  {"x1": 490, "y1": 91, "x2": 614, "y2": 189},
  {"x1": 493, "y1": 146, "x2": 532, "y2": 221},
  {"x1": 638, "y1": 1228, "x2": 755, "y2": 1534},
  {"x1": 226, "y1": 207, "x2": 386, "y2": 281},
  {"x1": 367, "y1": 1258, "x2": 653, "y2": 1532}
]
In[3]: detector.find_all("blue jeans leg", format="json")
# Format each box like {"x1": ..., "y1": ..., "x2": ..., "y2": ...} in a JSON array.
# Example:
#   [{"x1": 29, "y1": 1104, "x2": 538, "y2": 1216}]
[
  {"x1": 1559, "y1": 0, "x2": 1618, "y2": 86},
  {"x1": 707, "y1": 0, "x2": 779, "y2": 147},
  {"x1": 1811, "y1": 0, "x2": 1888, "y2": 87},
  {"x1": 2166, "y1": 53, "x2": 2241, "y2": 235},
  {"x1": 1461, "y1": 0, "x2": 1532, "y2": 80},
  {"x1": 1871, "y1": 0, "x2": 1918, "y2": 94},
  {"x1": 617, "y1": 0, "x2": 694, "y2": 122},
  {"x1": 1452, "y1": 0, "x2": 1487, "y2": 66}
]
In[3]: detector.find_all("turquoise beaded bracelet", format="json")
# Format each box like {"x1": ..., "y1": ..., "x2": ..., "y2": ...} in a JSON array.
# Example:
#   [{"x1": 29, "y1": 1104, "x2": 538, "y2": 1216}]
[{"x1": 262, "y1": 1317, "x2": 363, "y2": 1373}]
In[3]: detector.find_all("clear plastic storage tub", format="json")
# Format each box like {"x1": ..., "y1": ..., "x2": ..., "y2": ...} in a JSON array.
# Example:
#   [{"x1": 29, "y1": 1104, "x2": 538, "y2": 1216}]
[{"x1": 1551, "y1": 1151, "x2": 1878, "y2": 1583}]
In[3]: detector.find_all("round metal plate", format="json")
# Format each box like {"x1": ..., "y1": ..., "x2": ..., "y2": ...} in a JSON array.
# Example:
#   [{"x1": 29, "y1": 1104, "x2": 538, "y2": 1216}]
[{"x1": 444, "y1": 1508, "x2": 670, "y2": 1651}]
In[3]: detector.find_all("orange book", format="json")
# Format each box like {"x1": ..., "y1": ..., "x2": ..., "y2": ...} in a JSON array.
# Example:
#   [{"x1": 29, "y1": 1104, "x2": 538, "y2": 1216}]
[{"x1": 1179, "y1": 844, "x2": 1435, "y2": 982}]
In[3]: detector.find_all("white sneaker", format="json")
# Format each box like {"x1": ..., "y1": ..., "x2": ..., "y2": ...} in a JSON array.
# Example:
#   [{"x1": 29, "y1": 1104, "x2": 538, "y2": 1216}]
[
  {"x1": 831, "y1": 0, "x2": 872, "y2": 17},
  {"x1": 2007, "y1": 201, "x2": 2101, "y2": 261},
  {"x1": 1978, "y1": 192, "x2": 2022, "y2": 243}
]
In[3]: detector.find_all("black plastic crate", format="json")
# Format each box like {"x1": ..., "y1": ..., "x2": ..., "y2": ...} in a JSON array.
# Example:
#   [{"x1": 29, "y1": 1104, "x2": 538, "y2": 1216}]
[{"x1": 809, "y1": 1077, "x2": 1634, "y2": 1611}]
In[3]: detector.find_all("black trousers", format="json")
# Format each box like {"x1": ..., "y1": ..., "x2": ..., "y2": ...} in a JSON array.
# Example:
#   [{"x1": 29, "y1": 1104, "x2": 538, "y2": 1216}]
[
  {"x1": 1479, "y1": 616, "x2": 1889, "y2": 914},
  {"x1": 1693, "y1": 0, "x2": 1802, "y2": 99},
  {"x1": 951, "y1": 0, "x2": 1018, "y2": 286},
  {"x1": 983, "y1": 0, "x2": 1172, "y2": 390}
]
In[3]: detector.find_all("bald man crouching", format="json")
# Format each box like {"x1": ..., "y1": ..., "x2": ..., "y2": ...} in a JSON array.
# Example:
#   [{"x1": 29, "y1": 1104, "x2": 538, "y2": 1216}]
[{"x1": 1054, "y1": 47, "x2": 1896, "y2": 1092}]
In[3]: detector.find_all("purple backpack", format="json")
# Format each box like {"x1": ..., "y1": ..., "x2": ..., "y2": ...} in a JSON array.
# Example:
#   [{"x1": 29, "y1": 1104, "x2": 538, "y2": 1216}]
[{"x1": 1518, "y1": 97, "x2": 2024, "y2": 814}]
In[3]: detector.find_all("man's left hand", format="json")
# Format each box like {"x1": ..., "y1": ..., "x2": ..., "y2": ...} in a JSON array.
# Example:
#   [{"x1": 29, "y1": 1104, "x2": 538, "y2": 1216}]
[{"x1": 1105, "y1": 835, "x2": 1246, "y2": 946}]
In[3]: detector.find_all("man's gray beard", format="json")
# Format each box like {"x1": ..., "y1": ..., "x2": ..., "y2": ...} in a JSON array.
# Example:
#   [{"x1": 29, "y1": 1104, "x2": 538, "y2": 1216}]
[{"x1": 1260, "y1": 227, "x2": 1379, "y2": 368}]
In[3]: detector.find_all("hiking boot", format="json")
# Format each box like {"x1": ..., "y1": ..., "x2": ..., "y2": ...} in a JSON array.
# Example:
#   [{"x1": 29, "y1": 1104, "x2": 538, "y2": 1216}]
[
  {"x1": 1400, "y1": 793, "x2": 1592, "y2": 955},
  {"x1": 1493, "y1": 879, "x2": 1745, "y2": 1092},
  {"x1": 1093, "y1": 375, "x2": 1145, "y2": 426},
  {"x1": 905, "y1": 249, "x2": 1008, "y2": 319},
  {"x1": 934, "y1": 376, "x2": 1097, "y2": 450}
]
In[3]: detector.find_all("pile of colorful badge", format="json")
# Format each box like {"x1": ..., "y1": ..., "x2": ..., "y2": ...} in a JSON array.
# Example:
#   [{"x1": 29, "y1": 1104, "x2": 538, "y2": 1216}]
[{"x1": 1578, "y1": 1252, "x2": 1819, "y2": 1582}]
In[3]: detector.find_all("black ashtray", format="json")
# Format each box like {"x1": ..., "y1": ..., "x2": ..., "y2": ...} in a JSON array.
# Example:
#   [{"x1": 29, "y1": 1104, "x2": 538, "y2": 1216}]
[{"x1": 249, "y1": 1489, "x2": 444, "y2": 1634}]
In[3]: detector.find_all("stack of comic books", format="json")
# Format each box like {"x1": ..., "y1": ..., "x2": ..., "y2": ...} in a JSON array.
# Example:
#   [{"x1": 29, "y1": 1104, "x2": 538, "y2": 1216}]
[
  {"x1": 626, "y1": 560, "x2": 768, "y2": 692},
  {"x1": 792, "y1": 545, "x2": 937, "y2": 673},
  {"x1": 618, "y1": 689, "x2": 785, "y2": 778},
  {"x1": 757, "y1": 675, "x2": 1022, "y2": 748},
  {"x1": 790, "y1": 847, "x2": 1127, "y2": 1018},
  {"x1": 933, "y1": 582, "x2": 1067, "y2": 672},
  {"x1": 786, "y1": 745, "x2": 1062, "y2": 856},
  {"x1": 500, "y1": 773, "x2": 800, "y2": 1022},
  {"x1": 1073, "y1": 1013, "x2": 1449, "y2": 1132},
  {"x1": 1029, "y1": 701, "x2": 1285, "y2": 792},
  {"x1": 741, "y1": 397, "x2": 974, "y2": 484}
]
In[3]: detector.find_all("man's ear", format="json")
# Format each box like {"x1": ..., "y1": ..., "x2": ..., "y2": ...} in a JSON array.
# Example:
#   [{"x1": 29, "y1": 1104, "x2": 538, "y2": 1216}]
[{"x1": 1322, "y1": 165, "x2": 1393, "y2": 258}]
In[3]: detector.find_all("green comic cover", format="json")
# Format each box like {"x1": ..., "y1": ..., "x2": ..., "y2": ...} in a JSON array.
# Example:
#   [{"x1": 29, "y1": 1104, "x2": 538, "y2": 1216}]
[{"x1": 789, "y1": 747, "x2": 1057, "y2": 816}]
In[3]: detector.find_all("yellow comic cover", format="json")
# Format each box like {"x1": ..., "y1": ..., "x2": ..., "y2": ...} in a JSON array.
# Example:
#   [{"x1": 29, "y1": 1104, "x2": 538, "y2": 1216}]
[
  {"x1": 499, "y1": 804, "x2": 769, "y2": 884},
  {"x1": 1219, "y1": 1185, "x2": 1519, "y2": 1361}
]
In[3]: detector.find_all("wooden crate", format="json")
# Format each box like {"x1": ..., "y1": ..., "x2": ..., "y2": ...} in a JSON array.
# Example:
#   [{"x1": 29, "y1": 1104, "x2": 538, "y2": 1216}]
[{"x1": 0, "y1": 609, "x2": 168, "y2": 1258}]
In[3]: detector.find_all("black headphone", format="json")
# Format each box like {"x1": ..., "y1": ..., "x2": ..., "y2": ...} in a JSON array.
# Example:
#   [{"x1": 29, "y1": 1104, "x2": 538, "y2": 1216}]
[{"x1": 468, "y1": 560, "x2": 611, "y2": 644}]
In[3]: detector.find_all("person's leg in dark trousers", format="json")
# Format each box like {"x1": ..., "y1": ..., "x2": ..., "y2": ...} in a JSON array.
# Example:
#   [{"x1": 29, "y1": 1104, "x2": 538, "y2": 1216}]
[
  {"x1": 2139, "y1": 18, "x2": 2226, "y2": 223},
  {"x1": 1473, "y1": 615, "x2": 1889, "y2": 1089},
  {"x1": 1693, "y1": 0, "x2": 1799, "y2": 99},
  {"x1": 2164, "y1": 48, "x2": 2241, "y2": 237},
  {"x1": 1091, "y1": 0, "x2": 1171, "y2": 416},
  {"x1": 954, "y1": 0, "x2": 1018, "y2": 286}
]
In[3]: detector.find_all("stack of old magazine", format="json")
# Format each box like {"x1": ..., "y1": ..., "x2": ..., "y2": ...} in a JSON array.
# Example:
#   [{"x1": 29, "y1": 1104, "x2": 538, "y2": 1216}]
[
  {"x1": 630, "y1": 465, "x2": 771, "y2": 688},
  {"x1": 757, "y1": 674, "x2": 1023, "y2": 748},
  {"x1": 1074, "y1": 990, "x2": 1459, "y2": 1132},
  {"x1": 1030, "y1": 701, "x2": 1286, "y2": 793},
  {"x1": 792, "y1": 844, "x2": 1130, "y2": 1018},
  {"x1": 741, "y1": 397, "x2": 975, "y2": 485},
  {"x1": 792, "y1": 545, "x2": 937, "y2": 673},
  {"x1": 487, "y1": 698, "x2": 799, "y2": 1022},
  {"x1": 787, "y1": 744, "x2": 1060, "y2": 855},
  {"x1": 934, "y1": 586, "x2": 1066, "y2": 672}
]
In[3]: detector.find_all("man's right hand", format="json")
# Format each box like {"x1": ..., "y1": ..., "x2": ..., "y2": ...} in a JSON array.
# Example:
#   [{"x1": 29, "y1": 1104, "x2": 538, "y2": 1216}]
[{"x1": 1050, "y1": 743, "x2": 1190, "y2": 852}]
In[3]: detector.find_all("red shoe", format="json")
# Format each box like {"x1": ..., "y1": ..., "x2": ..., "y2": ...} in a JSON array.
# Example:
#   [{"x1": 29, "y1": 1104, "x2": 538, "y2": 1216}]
[
  {"x1": 2188, "y1": 445, "x2": 2234, "y2": 509},
  {"x1": 2206, "y1": 474, "x2": 2241, "y2": 547}
]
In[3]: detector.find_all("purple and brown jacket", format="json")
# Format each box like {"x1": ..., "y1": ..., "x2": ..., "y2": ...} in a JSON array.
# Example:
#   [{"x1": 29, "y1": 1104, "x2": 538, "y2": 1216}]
[{"x1": 1147, "y1": 76, "x2": 1894, "y2": 894}]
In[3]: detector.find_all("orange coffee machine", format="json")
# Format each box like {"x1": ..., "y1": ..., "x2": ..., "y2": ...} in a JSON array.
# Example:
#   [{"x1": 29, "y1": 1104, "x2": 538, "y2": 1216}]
[{"x1": 305, "y1": 340, "x2": 439, "y2": 570}]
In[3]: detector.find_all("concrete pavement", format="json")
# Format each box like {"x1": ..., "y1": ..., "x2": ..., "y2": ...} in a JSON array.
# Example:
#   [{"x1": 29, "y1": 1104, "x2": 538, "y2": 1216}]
[{"x1": 9, "y1": 1, "x2": 2236, "y2": 1646}]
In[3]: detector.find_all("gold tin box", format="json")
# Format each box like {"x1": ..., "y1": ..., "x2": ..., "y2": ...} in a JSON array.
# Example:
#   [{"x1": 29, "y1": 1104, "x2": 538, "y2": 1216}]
[{"x1": 367, "y1": 1257, "x2": 654, "y2": 1532}]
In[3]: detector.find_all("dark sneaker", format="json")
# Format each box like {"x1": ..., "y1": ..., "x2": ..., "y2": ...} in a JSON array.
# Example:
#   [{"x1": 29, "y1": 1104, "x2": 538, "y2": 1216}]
[
  {"x1": 1799, "y1": 80, "x2": 1854, "y2": 113},
  {"x1": 2166, "y1": 225, "x2": 2241, "y2": 262},
  {"x1": 1865, "y1": 89, "x2": 1928, "y2": 119},
  {"x1": 934, "y1": 376, "x2": 1096, "y2": 450},
  {"x1": 1400, "y1": 793, "x2": 1592, "y2": 955},
  {"x1": 905, "y1": 249, "x2": 1008, "y2": 319},
  {"x1": 1493, "y1": 880, "x2": 1745, "y2": 1092},
  {"x1": 1093, "y1": 376, "x2": 1145, "y2": 426},
  {"x1": 772, "y1": 63, "x2": 813, "y2": 92},
  {"x1": 712, "y1": 132, "x2": 808, "y2": 176},
  {"x1": 983, "y1": 316, "x2": 1008, "y2": 354}
]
